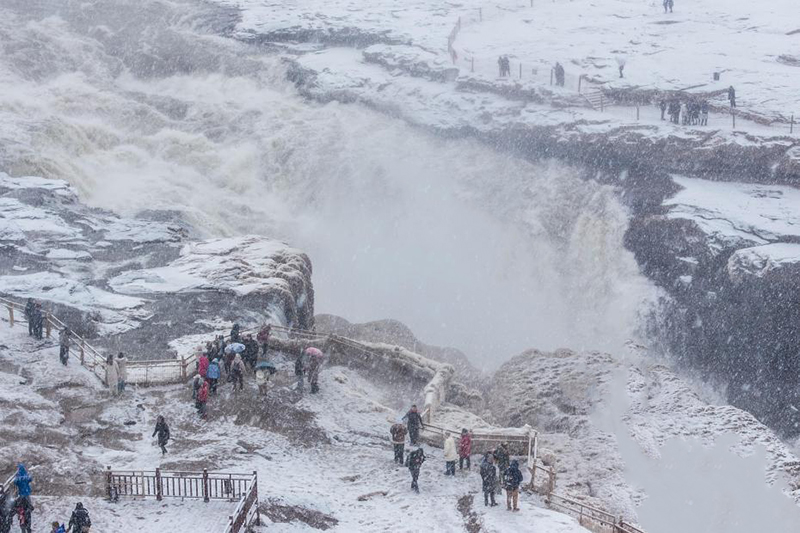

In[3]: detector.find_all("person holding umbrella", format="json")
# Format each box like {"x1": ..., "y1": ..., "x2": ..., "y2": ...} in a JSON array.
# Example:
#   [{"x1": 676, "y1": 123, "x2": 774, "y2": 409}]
[
  {"x1": 224, "y1": 341, "x2": 246, "y2": 385},
  {"x1": 255, "y1": 361, "x2": 277, "y2": 396}
]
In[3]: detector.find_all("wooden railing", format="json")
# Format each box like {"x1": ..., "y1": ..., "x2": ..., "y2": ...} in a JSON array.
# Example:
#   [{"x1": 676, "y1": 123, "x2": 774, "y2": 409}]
[
  {"x1": 106, "y1": 468, "x2": 260, "y2": 533},
  {"x1": 546, "y1": 493, "x2": 644, "y2": 533}
]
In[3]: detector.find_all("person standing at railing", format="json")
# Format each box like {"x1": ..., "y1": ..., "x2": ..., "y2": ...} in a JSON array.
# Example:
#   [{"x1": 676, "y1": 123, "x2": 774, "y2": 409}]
[
  {"x1": 444, "y1": 434, "x2": 458, "y2": 476},
  {"x1": 24, "y1": 299, "x2": 35, "y2": 337},
  {"x1": 152, "y1": 415, "x2": 171, "y2": 455},
  {"x1": 230, "y1": 323, "x2": 241, "y2": 344},
  {"x1": 59, "y1": 328, "x2": 71, "y2": 366},
  {"x1": 390, "y1": 419, "x2": 407, "y2": 465},
  {"x1": 31, "y1": 304, "x2": 44, "y2": 340},
  {"x1": 257, "y1": 324, "x2": 271, "y2": 357},
  {"x1": 458, "y1": 428, "x2": 472, "y2": 471},
  {"x1": 105, "y1": 354, "x2": 120, "y2": 397},
  {"x1": 504, "y1": 460, "x2": 523, "y2": 512},
  {"x1": 403, "y1": 405, "x2": 424, "y2": 446},
  {"x1": 66, "y1": 502, "x2": 91, "y2": 533},
  {"x1": 117, "y1": 353, "x2": 127, "y2": 394},
  {"x1": 480, "y1": 453, "x2": 498, "y2": 507},
  {"x1": 243, "y1": 335, "x2": 259, "y2": 372}
]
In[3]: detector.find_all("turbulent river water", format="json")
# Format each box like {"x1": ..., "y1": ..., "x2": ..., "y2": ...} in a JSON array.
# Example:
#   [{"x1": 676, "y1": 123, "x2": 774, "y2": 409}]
[{"x1": 0, "y1": 0, "x2": 655, "y2": 367}]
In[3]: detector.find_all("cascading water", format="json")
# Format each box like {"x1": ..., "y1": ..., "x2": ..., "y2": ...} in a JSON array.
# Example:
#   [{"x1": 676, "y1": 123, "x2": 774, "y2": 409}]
[{"x1": 0, "y1": 0, "x2": 655, "y2": 367}]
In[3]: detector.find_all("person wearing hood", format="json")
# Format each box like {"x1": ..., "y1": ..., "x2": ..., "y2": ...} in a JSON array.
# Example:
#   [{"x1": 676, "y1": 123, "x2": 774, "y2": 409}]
[
  {"x1": 231, "y1": 353, "x2": 246, "y2": 391},
  {"x1": 443, "y1": 434, "x2": 458, "y2": 476},
  {"x1": 51, "y1": 521, "x2": 66, "y2": 533},
  {"x1": 480, "y1": 453, "x2": 498, "y2": 507},
  {"x1": 31, "y1": 304, "x2": 44, "y2": 340},
  {"x1": 68, "y1": 502, "x2": 91, "y2": 533},
  {"x1": 230, "y1": 323, "x2": 241, "y2": 344},
  {"x1": 14, "y1": 464, "x2": 32, "y2": 499},
  {"x1": 207, "y1": 357, "x2": 221, "y2": 394},
  {"x1": 59, "y1": 328, "x2": 71, "y2": 366},
  {"x1": 117, "y1": 352, "x2": 128, "y2": 393},
  {"x1": 493, "y1": 443, "x2": 510, "y2": 495},
  {"x1": 243, "y1": 335, "x2": 259, "y2": 371},
  {"x1": 504, "y1": 460, "x2": 524, "y2": 512},
  {"x1": 106, "y1": 354, "x2": 120, "y2": 397},
  {"x1": 192, "y1": 374, "x2": 203, "y2": 400},
  {"x1": 458, "y1": 429, "x2": 472, "y2": 471},
  {"x1": 152, "y1": 415, "x2": 171, "y2": 455},
  {"x1": 390, "y1": 419, "x2": 407, "y2": 465},
  {"x1": 405, "y1": 447, "x2": 426, "y2": 493}
]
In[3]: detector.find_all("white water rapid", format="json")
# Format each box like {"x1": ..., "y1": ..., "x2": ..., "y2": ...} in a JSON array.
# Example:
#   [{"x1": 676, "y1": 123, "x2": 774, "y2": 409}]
[{"x1": 0, "y1": 0, "x2": 655, "y2": 367}]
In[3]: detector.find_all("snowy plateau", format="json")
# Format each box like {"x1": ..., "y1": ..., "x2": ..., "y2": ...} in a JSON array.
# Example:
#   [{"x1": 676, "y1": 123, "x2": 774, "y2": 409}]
[{"x1": 1, "y1": 0, "x2": 800, "y2": 532}]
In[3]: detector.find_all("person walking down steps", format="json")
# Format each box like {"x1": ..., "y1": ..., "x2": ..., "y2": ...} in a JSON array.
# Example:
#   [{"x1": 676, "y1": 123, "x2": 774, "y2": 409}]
[
  {"x1": 444, "y1": 433, "x2": 458, "y2": 476},
  {"x1": 153, "y1": 415, "x2": 171, "y2": 455},
  {"x1": 59, "y1": 327, "x2": 71, "y2": 366}
]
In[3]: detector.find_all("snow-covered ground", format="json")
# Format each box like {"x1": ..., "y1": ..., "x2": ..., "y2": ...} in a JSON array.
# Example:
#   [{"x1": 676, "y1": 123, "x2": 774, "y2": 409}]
[{"x1": 0, "y1": 315, "x2": 591, "y2": 532}]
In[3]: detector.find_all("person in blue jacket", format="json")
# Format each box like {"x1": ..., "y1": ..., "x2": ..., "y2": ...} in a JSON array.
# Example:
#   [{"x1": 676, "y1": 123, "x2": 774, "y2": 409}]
[
  {"x1": 14, "y1": 464, "x2": 31, "y2": 498},
  {"x1": 206, "y1": 357, "x2": 221, "y2": 395}
]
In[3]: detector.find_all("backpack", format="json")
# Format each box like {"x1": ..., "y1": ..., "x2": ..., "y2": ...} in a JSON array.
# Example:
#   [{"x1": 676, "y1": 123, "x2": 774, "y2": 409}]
[{"x1": 409, "y1": 449, "x2": 426, "y2": 468}]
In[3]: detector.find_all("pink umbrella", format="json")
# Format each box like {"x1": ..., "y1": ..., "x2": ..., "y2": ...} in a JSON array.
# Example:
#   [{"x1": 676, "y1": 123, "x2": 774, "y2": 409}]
[{"x1": 305, "y1": 347, "x2": 324, "y2": 358}]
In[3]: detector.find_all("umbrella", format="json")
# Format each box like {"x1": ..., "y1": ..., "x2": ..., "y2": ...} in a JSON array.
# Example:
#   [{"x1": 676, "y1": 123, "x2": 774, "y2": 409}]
[
  {"x1": 225, "y1": 343, "x2": 245, "y2": 354},
  {"x1": 305, "y1": 347, "x2": 323, "y2": 358},
  {"x1": 255, "y1": 361, "x2": 278, "y2": 375}
]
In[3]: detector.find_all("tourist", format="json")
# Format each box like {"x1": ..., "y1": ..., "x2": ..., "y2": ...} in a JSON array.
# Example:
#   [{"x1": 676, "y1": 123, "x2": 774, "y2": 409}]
[
  {"x1": 192, "y1": 374, "x2": 203, "y2": 400},
  {"x1": 24, "y1": 299, "x2": 35, "y2": 337},
  {"x1": 59, "y1": 327, "x2": 71, "y2": 365},
  {"x1": 663, "y1": 0, "x2": 674, "y2": 13},
  {"x1": 728, "y1": 85, "x2": 736, "y2": 108},
  {"x1": 152, "y1": 415, "x2": 171, "y2": 455},
  {"x1": 700, "y1": 100, "x2": 709, "y2": 125},
  {"x1": 0, "y1": 490, "x2": 13, "y2": 533},
  {"x1": 306, "y1": 347, "x2": 323, "y2": 394},
  {"x1": 117, "y1": 352, "x2": 127, "y2": 393},
  {"x1": 444, "y1": 434, "x2": 458, "y2": 476},
  {"x1": 32, "y1": 303, "x2": 44, "y2": 340},
  {"x1": 257, "y1": 324, "x2": 271, "y2": 356},
  {"x1": 14, "y1": 496, "x2": 33, "y2": 533},
  {"x1": 459, "y1": 428, "x2": 472, "y2": 470},
  {"x1": 231, "y1": 353, "x2": 246, "y2": 391},
  {"x1": 197, "y1": 352, "x2": 209, "y2": 380},
  {"x1": 390, "y1": 419, "x2": 407, "y2": 465},
  {"x1": 294, "y1": 349, "x2": 306, "y2": 394},
  {"x1": 229, "y1": 323, "x2": 241, "y2": 344},
  {"x1": 406, "y1": 447, "x2": 426, "y2": 493},
  {"x1": 493, "y1": 443, "x2": 510, "y2": 494},
  {"x1": 196, "y1": 379, "x2": 209, "y2": 418},
  {"x1": 207, "y1": 357, "x2": 221, "y2": 395},
  {"x1": 243, "y1": 334, "x2": 259, "y2": 371},
  {"x1": 403, "y1": 405, "x2": 424, "y2": 446},
  {"x1": 106, "y1": 354, "x2": 120, "y2": 396},
  {"x1": 659, "y1": 100, "x2": 667, "y2": 120},
  {"x1": 504, "y1": 460, "x2": 524, "y2": 512},
  {"x1": 67, "y1": 502, "x2": 91, "y2": 533},
  {"x1": 50, "y1": 521, "x2": 65, "y2": 533},
  {"x1": 480, "y1": 453, "x2": 498, "y2": 506}
]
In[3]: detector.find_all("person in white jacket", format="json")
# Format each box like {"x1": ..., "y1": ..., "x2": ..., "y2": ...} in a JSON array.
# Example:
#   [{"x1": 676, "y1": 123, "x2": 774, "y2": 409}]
[
  {"x1": 116, "y1": 352, "x2": 128, "y2": 394},
  {"x1": 106, "y1": 354, "x2": 120, "y2": 396},
  {"x1": 444, "y1": 434, "x2": 458, "y2": 476}
]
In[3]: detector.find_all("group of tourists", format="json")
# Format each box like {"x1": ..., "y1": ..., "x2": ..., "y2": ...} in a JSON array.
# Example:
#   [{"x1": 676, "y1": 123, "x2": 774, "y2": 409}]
[
  {"x1": 190, "y1": 323, "x2": 325, "y2": 418},
  {"x1": 660, "y1": 98, "x2": 710, "y2": 125},
  {"x1": 391, "y1": 407, "x2": 526, "y2": 511},
  {"x1": 497, "y1": 56, "x2": 511, "y2": 77},
  {"x1": 0, "y1": 464, "x2": 91, "y2": 533},
  {"x1": 23, "y1": 299, "x2": 44, "y2": 341}
]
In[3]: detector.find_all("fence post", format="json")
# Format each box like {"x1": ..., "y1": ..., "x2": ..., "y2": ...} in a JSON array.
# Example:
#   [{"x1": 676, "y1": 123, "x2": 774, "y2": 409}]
[
  {"x1": 7, "y1": 305, "x2": 14, "y2": 327},
  {"x1": 636, "y1": 105, "x2": 640, "y2": 121},
  {"x1": 519, "y1": 63, "x2": 522, "y2": 79},
  {"x1": 600, "y1": 94, "x2": 604, "y2": 112},
  {"x1": 471, "y1": 57, "x2": 474, "y2": 72},
  {"x1": 253, "y1": 471, "x2": 261, "y2": 526},
  {"x1": 550, "y1": 68, "x2": 553, "y2": 85},
  {"x1": 106, "y1": 466, "x2": 113, "y2": 501},
  {"x1": 203, "y1": 468, "x2": 210, "y2": 502},
  {"x1": 45, "y1": 313, "x2": 51, "y2": 338},
  {"x1": 732, "y1": 108, "x2": 736, "y2": 129},
  {"x1": 80, "y1": 341, "x2": 85, "y2": 366},
  {"x1": 181, "y1": 356, "x2": 187, "y2": 380},
  {"x1": 577, "y1": 74, "x2": 582, "y2": 94},
  {"x1": 791, "y1": 114, "x2": 794, "y2": 134},
  {"x1": 155, "y1": 468, "x2": 163, "y2": 501}
]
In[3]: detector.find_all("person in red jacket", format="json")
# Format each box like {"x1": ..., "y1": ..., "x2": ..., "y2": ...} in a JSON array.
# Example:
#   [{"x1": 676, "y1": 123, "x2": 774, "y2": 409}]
[
  {"x1": 197, "y1": 353, "x2": 209, "y2": 379},
  {"x1": 196, "y1": 380, "x2": 209, "y2": 419},
  {"x1": 459, "y1": 428, "x2": 473, "y2": 471}
]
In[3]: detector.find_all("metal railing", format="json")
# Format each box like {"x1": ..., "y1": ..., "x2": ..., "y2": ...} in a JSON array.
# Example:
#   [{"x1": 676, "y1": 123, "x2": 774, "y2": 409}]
[{"x1": 106, "y1": 468, "x2": 260, "y2": 533}]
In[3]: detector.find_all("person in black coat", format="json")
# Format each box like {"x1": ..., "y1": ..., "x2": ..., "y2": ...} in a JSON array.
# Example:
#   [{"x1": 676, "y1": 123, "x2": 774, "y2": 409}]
[
  {"x1": 68, "y1": 502, "x2": 91, "y2": 533},
  {"x1": 493, "y1": 443, "x2": 510, "y2": 494},
  {"x1": 405, "y1": 447, "x2": 426, "y2": 493},
  {"x1": 24, "y1": 299, "x2": 35, "y2": 337},
  {"x1": 0, "y1": 491, "x2": 13, "y2": 533},
  {"x1": 243, "y1": 335, "x2": 259, "y2": 371},
  {"x1": 14, "y1": 496, "x2": 33, "y2": 533},
  {"x1": 480, "y1": 453, "x2": 498, "y2": 506},
  {"x1": 659, "y1": 100, "x2": 667, "y2": 120},
  {"x1": 402, "y1": 405, "x2": 424, "y2": 445},
  {"x1": 504, "y1": 460, "x2": 524, "y2": 511},
  {"x1": 728, "y1": 86, "x2": 736, "y2": 108},
  {"x1": 31, "y1": 304, "x2": 44, "y2": 340},
  {"x1": 152, "y1": 415, "x2": 171, "y2": 455},
  {"x1": 230, "y1": 323, "x2": 241, "y2": 344}
]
